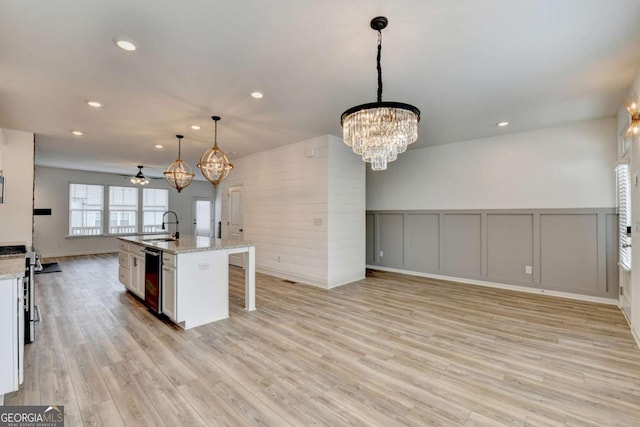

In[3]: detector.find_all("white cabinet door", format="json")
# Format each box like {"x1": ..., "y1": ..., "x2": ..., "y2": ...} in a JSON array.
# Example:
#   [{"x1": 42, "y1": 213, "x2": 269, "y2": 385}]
[
  {"x1": 129, "y1": 254, "x2": 145, "y2": 299},
  {"x1": 162, "y1": 266, "x2": 177, "y2": 321},
  {"x1": 0, "y1": 277, "x2": 21, "y2": 394}
]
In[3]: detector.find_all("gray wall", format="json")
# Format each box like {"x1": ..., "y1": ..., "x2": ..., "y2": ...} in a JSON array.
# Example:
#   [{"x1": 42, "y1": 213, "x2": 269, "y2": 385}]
[{"x1": 367, "y1": 209, "x2": 618, "y2": 299}]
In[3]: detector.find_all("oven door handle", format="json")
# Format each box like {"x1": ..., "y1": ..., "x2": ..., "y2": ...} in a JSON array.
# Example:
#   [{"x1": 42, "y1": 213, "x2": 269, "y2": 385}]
[
  {"x1": 34, "y1": 305, "x2": 42, "y2": 324},
  {"x1": 142, "y1": 249, "x2": 161, "y2": 256}
]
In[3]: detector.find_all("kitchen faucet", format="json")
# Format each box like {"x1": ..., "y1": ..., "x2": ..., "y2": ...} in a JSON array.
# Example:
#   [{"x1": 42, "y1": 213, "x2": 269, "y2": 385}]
[{"x1": 161, "y1": 210, "x2": 180, "y2": 239}]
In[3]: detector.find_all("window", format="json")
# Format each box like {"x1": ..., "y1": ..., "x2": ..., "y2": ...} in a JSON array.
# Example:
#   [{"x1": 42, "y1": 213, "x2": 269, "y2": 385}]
[
  {"x1": 108, "y1": 186, "x2": 138, "y2": 234},
  {"x1": 142, "y1": 188, "x2": 169, "y2": 233},
  {"x1": 616, "y1": 163, "x2": 631, "y2": 271},
  {"x1": 69, "y1": 184, "x2": 170, "y2": 236},
  {"x1": 69, "y1": 184, "x2": 104, "y2": 236}
]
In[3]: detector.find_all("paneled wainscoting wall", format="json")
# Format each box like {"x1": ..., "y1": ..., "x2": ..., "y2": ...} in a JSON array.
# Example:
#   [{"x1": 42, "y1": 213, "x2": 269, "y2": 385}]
[{"x1": 366, "y1": 209, "x2": 618, "y2": 300}]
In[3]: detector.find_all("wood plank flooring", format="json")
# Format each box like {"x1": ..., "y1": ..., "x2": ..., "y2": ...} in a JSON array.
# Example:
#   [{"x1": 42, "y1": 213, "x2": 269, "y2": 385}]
[{"x1": 5, "y1": 253, "x2": 640, "y2": 426}]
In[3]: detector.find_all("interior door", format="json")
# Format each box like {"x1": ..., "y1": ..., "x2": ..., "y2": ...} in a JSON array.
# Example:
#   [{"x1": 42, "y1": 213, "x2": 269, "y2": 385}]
[
  {"x1": 228, "y1": 186, "x2": 244, "y2": 267},
  {"x1": 193, "y1": 197, "x2": 212, "y2": 238}
]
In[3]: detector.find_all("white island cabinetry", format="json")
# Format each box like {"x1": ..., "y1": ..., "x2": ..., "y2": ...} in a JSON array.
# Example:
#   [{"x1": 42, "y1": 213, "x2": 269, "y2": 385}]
[
  {"x1": 118, "y1": 241, "x2": 145, "y2": 299},
  {"x1": 129, "y1": 244, "x2": 145, "y2": 299},
  {"x1": 0, "y1": 257, "x2": 25, "y2": 395},
  {"x1": 118, "y1": 235, "x2": 255, "y2": 329},
  {"x1": 161, "y1": 252, "x2": 177, "y2": 321}
]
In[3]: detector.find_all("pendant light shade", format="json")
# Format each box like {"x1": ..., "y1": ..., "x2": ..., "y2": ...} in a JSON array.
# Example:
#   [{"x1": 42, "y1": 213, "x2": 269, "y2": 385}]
[
  {"x1": 130, "y1": 165, "x2": 150, "y2": 185},
  {"x1": 164, "y1": 134, "x2": 195, "y2": 193},
  {"x1": 197, "y1": 116, "x2": 234, "y2": 187},
  {"x1": 340, "y1": 16, "x2": 420, "y2": 171}
]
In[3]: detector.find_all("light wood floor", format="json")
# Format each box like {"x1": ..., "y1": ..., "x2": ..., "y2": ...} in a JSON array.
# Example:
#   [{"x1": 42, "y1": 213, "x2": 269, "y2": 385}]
[{"x1": 5, "y1": 254, "x2": 640, "y2": 426}]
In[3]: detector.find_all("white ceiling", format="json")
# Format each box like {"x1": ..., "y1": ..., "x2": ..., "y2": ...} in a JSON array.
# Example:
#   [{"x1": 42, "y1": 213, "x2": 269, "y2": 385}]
[{"x1": 1, "y1": 0, "x2": 640, "y2": 179}]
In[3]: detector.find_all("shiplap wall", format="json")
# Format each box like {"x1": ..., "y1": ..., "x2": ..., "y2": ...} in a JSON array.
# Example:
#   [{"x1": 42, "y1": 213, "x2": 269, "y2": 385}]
[
  {"x1": 220, "y1": 135, "x2": 365, "y2": 288},
  {"x1": 328, "y1": 135, "x2": 366, "y2": 288}
]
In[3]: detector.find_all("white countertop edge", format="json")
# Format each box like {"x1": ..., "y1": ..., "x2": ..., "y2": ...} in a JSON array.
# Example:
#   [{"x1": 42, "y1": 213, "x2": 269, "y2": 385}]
[{"x1": 117, "y1": 235, "x2": 255, "y2": 255}]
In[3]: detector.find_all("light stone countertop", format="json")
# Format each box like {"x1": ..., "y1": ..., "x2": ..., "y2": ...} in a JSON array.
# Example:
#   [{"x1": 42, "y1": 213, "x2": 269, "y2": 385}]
[
  {"x1": 118, "y1": 234, "x2": 255, "y2": 255},
  {"x1": 0, "y1": 255, "x2": 25, "y2": 280}
]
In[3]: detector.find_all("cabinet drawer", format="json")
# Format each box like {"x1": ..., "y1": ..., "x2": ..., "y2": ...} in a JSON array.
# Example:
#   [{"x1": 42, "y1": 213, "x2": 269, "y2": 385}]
[
  {"x1": 162, "y1": 252, "x2": 176, "y2": 268},
  {"x1": 118, "y1": 266, "x2": 130, "y2": 287},
  {"x1": 118, "y1": 252, "x2": 129, "y2": 268},
  {"x1": 118, "y1": 241, "x2": 129, "y2": 252},
  {"x1": 130, "y1": 244, "x2": 146, "y2": 257}
]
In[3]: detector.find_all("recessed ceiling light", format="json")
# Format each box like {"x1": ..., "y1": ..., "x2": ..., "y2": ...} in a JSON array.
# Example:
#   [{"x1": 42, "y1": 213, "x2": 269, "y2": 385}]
[
  {"x1": 191, "y1": 125, "x2": 201, "y2": 130},
  {"x1": 155, "y1": 144, "x2": 163, "y2": 149},
  {"x1": 497, "y1": 121, "x2": 510, "y2": 127},
  {"x1": 251, "y1": 91, "x2": 264, "y2": 99},
  {"x1": 87, "y1": 101, "x2": 102, "y2": 108},
  {"x1": 71, "y1": 130, "x2": 83, "y2": 136},
  {"x1": 115, "y1": 39, "x2": 137, "y2": 52}
]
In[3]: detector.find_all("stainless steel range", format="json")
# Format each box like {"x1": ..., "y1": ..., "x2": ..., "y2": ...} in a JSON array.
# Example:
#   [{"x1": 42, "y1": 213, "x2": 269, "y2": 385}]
[{"x1": 0, "y1": 245, "x2": 40, "y2": 343}]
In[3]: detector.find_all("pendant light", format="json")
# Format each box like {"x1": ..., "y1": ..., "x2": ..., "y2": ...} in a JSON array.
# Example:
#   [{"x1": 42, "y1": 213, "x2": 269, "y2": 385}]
[
  {"x1": 197, "y1": 116, "x2": 234, "y2": 187},
  {"x1": 164, "y1": 134, "x2": 195, "y2": 193},
  {"x1": 340, "y1": 16, "x2": 421, "y2": 171},
  {"x1": 130, "y1": 165, "x2": 149, "y2": 185}
]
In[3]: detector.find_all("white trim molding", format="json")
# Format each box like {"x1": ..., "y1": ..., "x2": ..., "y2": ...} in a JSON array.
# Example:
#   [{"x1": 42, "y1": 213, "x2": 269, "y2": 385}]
[{"x1": 368, "y1": 265, "x2": 619, "y2": 306}]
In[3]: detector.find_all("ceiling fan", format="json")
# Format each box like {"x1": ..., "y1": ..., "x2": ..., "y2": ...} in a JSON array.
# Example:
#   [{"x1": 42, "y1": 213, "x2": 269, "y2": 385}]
[{"x1": 119, "y1": 165, "x2": 164, "y2": 185}]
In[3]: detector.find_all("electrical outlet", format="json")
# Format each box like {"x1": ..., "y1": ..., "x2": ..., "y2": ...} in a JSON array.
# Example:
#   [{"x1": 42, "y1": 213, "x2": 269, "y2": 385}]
[
  {"x1": 277, "y1": 256, "x2": 281, "y2": 263},
  {"x1": 525, "y1": 265, "x2": 532, "y2": 275},
  {"x1": 198, "y1": 263, "x2": 209, "y2": 270},
  {"x1": 379, "y1": 251, "x2": 384, "y2": 257}
]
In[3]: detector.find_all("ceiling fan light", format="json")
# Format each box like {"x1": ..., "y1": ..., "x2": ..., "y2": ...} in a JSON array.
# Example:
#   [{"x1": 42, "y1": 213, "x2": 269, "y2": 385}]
[{"x1": 131, "y1": 165, "x2": 150, "y2": 185}]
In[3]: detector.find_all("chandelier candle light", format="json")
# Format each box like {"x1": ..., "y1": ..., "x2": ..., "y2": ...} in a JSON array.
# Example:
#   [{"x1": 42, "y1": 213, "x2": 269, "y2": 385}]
[
  {"x1": 197, "y1": 116, "x2": 234, "y2": 187},
  {"x1": 130, "y1": 165, "x2": 150, "y2": 185},
  {"x1": 340, "y1": 16, "x2": 420, "y2": 171},
  {"x1": 164, "y1": 134, "x2": 195, "y2": 193}
]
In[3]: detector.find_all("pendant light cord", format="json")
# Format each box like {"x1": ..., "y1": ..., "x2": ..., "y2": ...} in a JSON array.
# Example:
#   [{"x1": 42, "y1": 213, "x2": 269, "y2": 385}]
[
  {"x1": 178, "y1": 139, "x2": 181, "y2": 159},
  {"x1": 376, "y1": 30, "x2": 383, "y2": 103}
]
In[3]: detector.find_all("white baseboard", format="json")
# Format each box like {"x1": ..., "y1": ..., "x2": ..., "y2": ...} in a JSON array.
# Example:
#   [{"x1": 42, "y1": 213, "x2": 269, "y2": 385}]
[
  {"x1": 619, "y1": 304, "x2": 640, "y2": 350},
  {"x1": 367, "y1": 265, "x2": 618, "y2": 306},
  {"x1": 256, "y1": 265, "x2": 329, "y2": 289},
  {"x1": 327, "y1": 271, "x2": 365, "y2": 289},
  {"x1": 40, "y1": 249, "x2": 118, "y2": 259},
  {"x1": 255, "y1": 267, "x2": 363, "y2": 290}
]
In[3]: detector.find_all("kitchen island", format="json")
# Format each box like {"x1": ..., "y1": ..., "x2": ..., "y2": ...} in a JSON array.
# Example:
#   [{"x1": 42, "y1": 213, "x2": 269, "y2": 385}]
[{"x1": 118, "y1": 235, "x2": 255, "y2": 329}]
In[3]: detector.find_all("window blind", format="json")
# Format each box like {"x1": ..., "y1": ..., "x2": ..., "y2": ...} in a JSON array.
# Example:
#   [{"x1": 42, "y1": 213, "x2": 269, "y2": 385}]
[{"x1": 616, "y1": 163, "x2": 631, "y2": 271}]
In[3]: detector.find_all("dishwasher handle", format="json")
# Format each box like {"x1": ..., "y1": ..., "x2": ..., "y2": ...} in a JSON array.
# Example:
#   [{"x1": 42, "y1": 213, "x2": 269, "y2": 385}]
[{"x1": 142, "y1": 249, "x2": 161, "y2": 256}]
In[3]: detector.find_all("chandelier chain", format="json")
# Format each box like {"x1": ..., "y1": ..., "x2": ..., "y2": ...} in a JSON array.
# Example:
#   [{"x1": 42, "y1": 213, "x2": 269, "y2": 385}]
[
  {"x1": 214, "y1": 119, "x2": 218, "y2": 147},
  {"x1": 376, "y1": 30, "x2": 383, "y2": 103}
]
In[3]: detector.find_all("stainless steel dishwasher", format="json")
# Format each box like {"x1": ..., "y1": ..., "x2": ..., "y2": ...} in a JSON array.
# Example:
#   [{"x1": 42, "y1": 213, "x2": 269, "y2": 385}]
[{"x1": 143, "y1": 248, "x2": 162, "y2": 313}]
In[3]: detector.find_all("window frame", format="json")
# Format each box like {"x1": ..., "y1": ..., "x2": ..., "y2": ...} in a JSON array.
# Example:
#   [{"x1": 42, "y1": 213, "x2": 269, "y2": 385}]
[
  {"x1": 107, "y1": 185, "x2": 140, "y2": 235},
  {"x1": 67, "y1": 182, "x2": 171, "y2": 238},
  {"x1": 68, "y1": 183, "x2": 105, "y2": 237},
  {"x1": 616, "y1": 163, "x2": 631, "y2": 271},
  {"x1": 142, "y1": 188, "x2": 170, "y2": 234}
]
